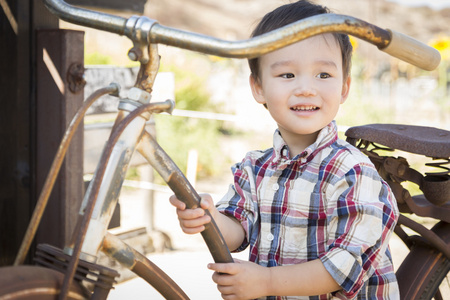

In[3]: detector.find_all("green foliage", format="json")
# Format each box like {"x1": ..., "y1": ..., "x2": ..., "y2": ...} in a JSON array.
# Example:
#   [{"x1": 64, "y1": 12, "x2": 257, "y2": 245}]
[
  {"x1": 85, "y1": 52, "x2": 113, "y2": 65},
  {"x1": 85, "y1": 51, "x2": 139, "y2": 67},
  {"x1": 154, "y1": 63, "x2": 225, "y2": 180},
  {"x1": 125, "y1": 166, "x2": 140, "y2": 181},
  {"x1": 336, "y1": 99, "x2": 393, "y2": 127},
  {"x1": 336, "y1": 78, "x2": 395, "y2": 127}
]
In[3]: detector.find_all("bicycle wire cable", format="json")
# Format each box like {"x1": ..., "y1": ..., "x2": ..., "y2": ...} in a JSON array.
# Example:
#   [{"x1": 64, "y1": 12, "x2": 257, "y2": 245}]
[
  {"x1": 58, "y1": 100, "x2": 174, "y2": 300},
  {"x1": 14, "y1": 83, "x2": 120, "y2": 266}
]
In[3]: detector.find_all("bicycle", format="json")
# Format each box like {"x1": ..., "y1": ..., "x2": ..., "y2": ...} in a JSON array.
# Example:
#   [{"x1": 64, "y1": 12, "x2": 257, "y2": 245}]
[
  {"x1": 0, "y1": 0, "x2": 447, "y2": 299},
  {"x1": 345, "y1": 125, "x2": 450, "y2": 299}
]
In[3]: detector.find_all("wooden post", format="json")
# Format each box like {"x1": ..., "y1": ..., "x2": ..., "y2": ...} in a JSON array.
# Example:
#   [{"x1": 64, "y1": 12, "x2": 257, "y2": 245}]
[
  {"x1": 35, "y1": 29, "x2": 85, "y2": 249},
  {"x1": 0, "y1": 0, "x2": 59, "y2": 266}
]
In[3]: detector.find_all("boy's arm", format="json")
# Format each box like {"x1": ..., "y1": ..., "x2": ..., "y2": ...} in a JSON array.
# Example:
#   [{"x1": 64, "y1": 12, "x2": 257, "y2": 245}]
[
  {"x1": 209, "y1": 258, "x2": 341, "y2": 298},
  {"x1": 267, "y1": 259, "x2": 341, "y2": 296},
  {"x1": 269, "y1": 259, "x2": 341, "y2": 296},
  {"x1": 169, "y1": 193, "x2": 246, "y2": 251}
]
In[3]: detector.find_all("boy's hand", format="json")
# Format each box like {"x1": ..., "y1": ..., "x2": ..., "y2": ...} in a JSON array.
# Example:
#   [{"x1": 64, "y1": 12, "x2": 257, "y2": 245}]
[
  {"x1": 169, "y1": 193, "x2": 217, "y2": 234},
  {"x1": 208, "y1": 259, "x2": 270, "y2": 300}
]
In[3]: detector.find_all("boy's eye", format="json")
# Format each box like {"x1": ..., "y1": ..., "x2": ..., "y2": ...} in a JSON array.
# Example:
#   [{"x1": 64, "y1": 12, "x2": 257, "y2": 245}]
[
  {"x1": 280, "y1": 73, "x2": 295, "y2": 79},
  {"x1": 317, "y1": 72, "x2": 331, "y2": 79}
]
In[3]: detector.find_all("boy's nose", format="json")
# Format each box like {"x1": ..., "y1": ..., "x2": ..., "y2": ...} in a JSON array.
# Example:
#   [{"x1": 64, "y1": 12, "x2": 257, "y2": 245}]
[{"x1": 293, "y1": 79, "x2": 316, "y2": 97}]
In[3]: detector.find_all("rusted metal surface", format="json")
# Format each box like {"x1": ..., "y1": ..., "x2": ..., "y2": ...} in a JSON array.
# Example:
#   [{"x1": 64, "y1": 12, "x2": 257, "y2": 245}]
[
  {"x1": 345, "y1": 124, "x2": 450, "y2": 158},
  {"x1": 137, "y1": 131, "x2": 234, "y2": 264},
  {"x1": 43, "y1": 1, "x2": 393, "y2": 58},
  {"x1": 150, "y1": 14, "x2": 391, "y2": 58},
  {"x1": 380, "y1": 156, "x2": 450, "y2": 207},
  {"x1": 397, "y1": 215, "x2": 450, "y2": 260},
  {"x1": 353, "y1": 149, "x2": 450, "y2": 215},
  {"x1": 405, "y1": 194, "x2": 450, "y2": 223},
  {"x1": 59, "y1": 100, "x2": 173, "y2": 300},
  {"x1": 72, "y1": 106, "x2": 149, "y2": 260},
  {"x1": 102, "y1": 233, "x2": 189, "y2": 299},
  {"x1": 34, "y1": 243, "x2": 118, "y2": 299},
  {"x1": 421, "y1": 174, "x2": 450, "y2": 205},
  {"x1": 395, "y1": 221, "x2": 450, "y2": 299},
  {"x1": 125, "y1": 16, "x2": 159, "y2": 64},
  {"x1": 382, "y1": 157, "x2": 423, "y2": 186},
  {"x1": 168, "y1": 171, "x2": 234, "y2": 263},
  {"x1": 345, "y1": 123, "x2": 450, "y2": 258},
  {"x1": 345, "y1": 124, "x2": 450, "y2": 217},
  {"x1": 67, "y1": 63, "x2": 86, "y2": 93},
  {"x1": 43, "y1": 1, "x2": 441, "y2": 71},
  {"x1": 14, "y1": 84, "x2": 119, "y2": 266},
  {"x1": 0, "y1": 265, "x2": 87, "y2": 299},
  {"x1": 66, "y1": 97, "x2": 169, "y2": 261},
  {"x1": 134, "y1": 44, "x2": 160, "y2": 92}
]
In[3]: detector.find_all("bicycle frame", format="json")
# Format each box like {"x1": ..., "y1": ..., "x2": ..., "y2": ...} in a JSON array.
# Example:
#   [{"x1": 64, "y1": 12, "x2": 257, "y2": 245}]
[
  {"x1": 345, "y1": 127, "x2": 450, "y2": 299},
  {"x1": 11, "y1": 1, "x2": 445, "y2": 299},
  {"x1": 42, "y1": 0, "x2": 440, "y2": 71},
  {"x1": 15, "y1": 35, "x2": 233, "y2": 299}
]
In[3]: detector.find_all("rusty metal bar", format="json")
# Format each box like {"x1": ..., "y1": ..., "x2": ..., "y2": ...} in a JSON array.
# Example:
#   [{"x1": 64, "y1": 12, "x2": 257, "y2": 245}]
[
  {"x1": 43, "y1": 0, "x2": 391, "y2": 57},
  {"x1": 134, "y1": 43, "x2": 160, "y2": 92},
  {"x1": 149, "y1": 14, "x2": 391, "y2": 58},
  {"x1": 137, "y1": 131, "x2": 233, "y2": 264},
  {"x1": 14, "y1": 84, "x2": 119, "y2": 266},
  {"x1": 43, "y1": 0, "x2": 440, "y2": 70},
  {"x1": 394, "y1": 225, "x2": 412, "y2": 249},
  {"x1": 58, "y1": 100, "x2": 173, "y2": 300},
  {"x1": 102, "y1": 233, "x2": 189, "y2": 299},
  {"x1": 397, "y1": 215, "x2": 450, "y2": 260},
  {"x1": 67, "y1": 101, "x2": 150, "y2": 261}
]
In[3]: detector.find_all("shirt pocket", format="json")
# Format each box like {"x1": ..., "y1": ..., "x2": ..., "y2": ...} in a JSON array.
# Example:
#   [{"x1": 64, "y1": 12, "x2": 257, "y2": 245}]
[{"x1": 282, "y1": 191, "x2": 327, "y2": 256}]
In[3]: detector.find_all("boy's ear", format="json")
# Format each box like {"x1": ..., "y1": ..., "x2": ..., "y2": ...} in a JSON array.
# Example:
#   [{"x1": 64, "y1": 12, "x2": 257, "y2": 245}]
[
  {"x1": 249, "y1": 75, "x2": 266, "y2": 105},
  {"x1": 340, "y1": 76, "x2": 351, "y2": 104}
]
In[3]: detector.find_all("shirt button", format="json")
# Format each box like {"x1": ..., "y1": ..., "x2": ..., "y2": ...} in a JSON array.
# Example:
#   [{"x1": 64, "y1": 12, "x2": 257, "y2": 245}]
[
  {"x1": 272, "y1": 183, "x2": 279, "y2": 191},
  {"x1": 267, "y1": 233, "x2": 274, "y2": 241}
]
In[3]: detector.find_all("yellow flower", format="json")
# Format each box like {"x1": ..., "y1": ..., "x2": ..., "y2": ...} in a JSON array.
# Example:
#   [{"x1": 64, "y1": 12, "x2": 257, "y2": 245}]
[
  {"x1": 208, "y1": 55, "x2": 226, "y2": 62},
  {"x1": 429, "y1": 35, "x2": 450, "y2": 60},
  {"x1": 349, "y1": 36, "x2": 358, "y2": 51}
]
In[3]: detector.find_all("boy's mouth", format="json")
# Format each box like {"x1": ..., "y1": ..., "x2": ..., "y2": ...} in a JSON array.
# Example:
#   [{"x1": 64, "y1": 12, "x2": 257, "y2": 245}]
[{"x1": 291, "y1": 105, "x2": 319, "y2": 111}]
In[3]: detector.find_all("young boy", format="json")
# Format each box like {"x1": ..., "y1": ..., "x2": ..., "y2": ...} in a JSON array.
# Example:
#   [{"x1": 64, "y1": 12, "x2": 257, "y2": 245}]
[{"x1": 169, "y1": 1, "x2": 399, "y2": 299}]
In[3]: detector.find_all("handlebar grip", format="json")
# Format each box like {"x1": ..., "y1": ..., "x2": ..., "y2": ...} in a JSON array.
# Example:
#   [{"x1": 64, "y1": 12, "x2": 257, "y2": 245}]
[
  {"x1": 138, "y1": 132, "x2": 234, "y2": 264},
  {"x1": 168, "y1": 172, "x2": 234, "y2": 264},
  {"x1": 381, "y1": 29, "x2": 441, "y2": 71}
]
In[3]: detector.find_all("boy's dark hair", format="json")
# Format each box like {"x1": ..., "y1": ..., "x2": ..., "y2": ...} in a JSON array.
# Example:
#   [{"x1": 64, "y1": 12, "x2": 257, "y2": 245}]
[{"x1": 249, "y1": 0, "x2": 353, "y2": 82}]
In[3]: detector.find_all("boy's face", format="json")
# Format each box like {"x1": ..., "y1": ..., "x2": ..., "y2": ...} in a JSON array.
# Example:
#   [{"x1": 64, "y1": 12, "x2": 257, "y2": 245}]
[{"x1": 250, "y1": 34, "x2": 351, "y2": 143}]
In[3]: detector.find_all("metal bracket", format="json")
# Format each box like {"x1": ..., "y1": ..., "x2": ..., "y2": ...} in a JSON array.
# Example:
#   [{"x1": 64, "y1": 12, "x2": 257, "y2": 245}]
[{"x1": 124, "y1": 16, "x2": 159, "y2": 64}]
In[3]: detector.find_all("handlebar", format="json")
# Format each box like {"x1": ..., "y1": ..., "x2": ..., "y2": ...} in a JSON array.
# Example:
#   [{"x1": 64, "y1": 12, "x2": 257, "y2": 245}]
[{"x1": 44, "y1": 0, "x2": 440, "y2": 71}]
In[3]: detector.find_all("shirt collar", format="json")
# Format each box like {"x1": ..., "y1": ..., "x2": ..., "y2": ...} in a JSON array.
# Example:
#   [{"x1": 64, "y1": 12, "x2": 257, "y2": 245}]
[{"x1": 272, "y1": 121, "x2": 339, "y2": 164}]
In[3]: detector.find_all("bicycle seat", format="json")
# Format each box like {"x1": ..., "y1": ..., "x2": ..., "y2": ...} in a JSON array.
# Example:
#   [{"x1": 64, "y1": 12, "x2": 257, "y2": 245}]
[{"x1": 345, "y1": 124, "x2": 450, "y2": 158}]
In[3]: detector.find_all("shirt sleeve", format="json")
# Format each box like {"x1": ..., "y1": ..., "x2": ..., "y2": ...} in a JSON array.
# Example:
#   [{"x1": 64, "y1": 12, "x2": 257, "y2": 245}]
[
  {"x1": 319, "y1": 162, "x2": 399, "y2": 299},
  {"x1": 216, "y1": 158, "x2": 260, "y2": 252}
]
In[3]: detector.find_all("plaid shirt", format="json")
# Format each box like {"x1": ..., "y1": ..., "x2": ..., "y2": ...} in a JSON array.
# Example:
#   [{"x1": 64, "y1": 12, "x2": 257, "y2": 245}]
[{"x1": 217, "y1": 121, "x2": 399, "y2": 300}]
